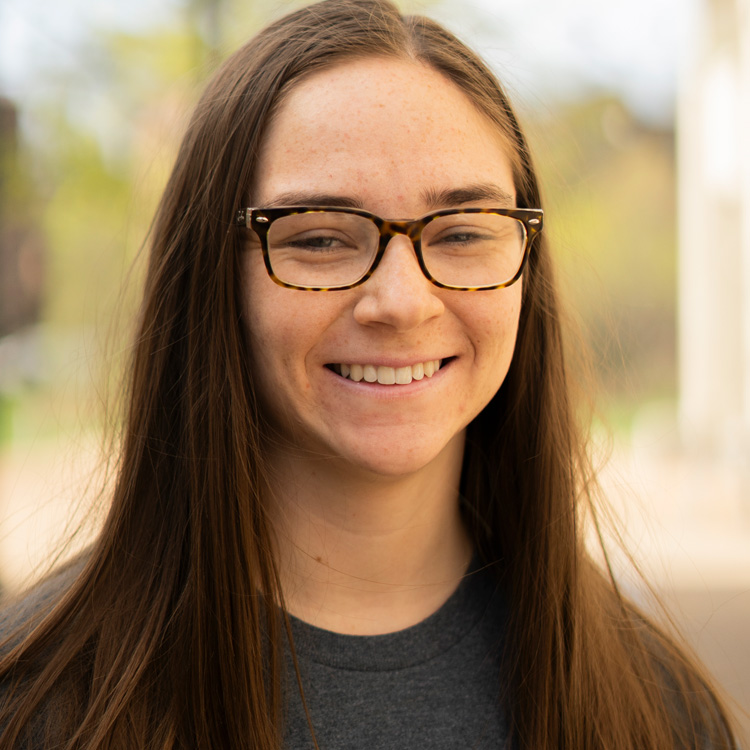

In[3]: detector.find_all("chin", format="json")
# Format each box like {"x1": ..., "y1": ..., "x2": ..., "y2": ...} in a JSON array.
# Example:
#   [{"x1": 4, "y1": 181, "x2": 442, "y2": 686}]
[{"x1": 331, "y1": 433, "x2": 465, "y2": 482}]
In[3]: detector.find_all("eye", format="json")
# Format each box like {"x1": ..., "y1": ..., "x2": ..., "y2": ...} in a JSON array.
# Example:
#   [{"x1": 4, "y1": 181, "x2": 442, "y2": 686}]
[
  {"x1": 267, "y1": 212, "x2": 376, "y2": 257},
  {"x1": 284, "y1": 231, "x2": 356, "y2": 252},
  {"x1": 430, "y1": 226, "x2": 495, "y2": 245},
  {"x1": 423, "y1": 213, "x2": 523, "y2": 252}
]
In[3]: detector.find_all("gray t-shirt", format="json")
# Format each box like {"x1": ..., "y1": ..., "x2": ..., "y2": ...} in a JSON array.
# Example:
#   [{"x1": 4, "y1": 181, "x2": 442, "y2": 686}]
[
  {"x1": 1, "y1": 559, "x2": 510, "y2": 749},
  {"x1": 283, "y1": 562, "x2": 510, "y2": 749}
]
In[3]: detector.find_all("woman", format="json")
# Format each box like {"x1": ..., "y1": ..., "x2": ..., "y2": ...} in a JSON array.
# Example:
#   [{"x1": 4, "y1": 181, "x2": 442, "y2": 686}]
[{"x1": 0, "y1": 0, "x2": 741, "y2": 747}]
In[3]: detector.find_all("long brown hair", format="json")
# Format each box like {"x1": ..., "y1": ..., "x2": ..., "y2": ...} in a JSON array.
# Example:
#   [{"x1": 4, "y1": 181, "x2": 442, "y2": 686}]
[{"x1": 0, "y1": 1, "x2": 740, "y2": 748}]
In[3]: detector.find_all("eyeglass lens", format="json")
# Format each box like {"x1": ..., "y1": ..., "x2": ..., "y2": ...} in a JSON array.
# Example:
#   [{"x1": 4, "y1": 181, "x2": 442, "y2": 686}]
[{"x1": 264, "y1": 211, "x2": 527, "y2": 289}]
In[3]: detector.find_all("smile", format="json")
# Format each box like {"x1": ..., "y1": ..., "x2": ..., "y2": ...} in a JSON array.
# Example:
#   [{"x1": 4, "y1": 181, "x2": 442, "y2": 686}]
[{"x1": 328, "y1": 360, "x2": 444, "y2": 385}]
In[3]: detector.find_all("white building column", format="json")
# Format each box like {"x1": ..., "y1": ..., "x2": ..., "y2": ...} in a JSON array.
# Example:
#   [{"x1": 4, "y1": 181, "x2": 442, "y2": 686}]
[
  {"x1": 739, "y1": 0, "x2": 750, "y2": 437},
  {"x1": 678, "y1": 0, "x2": 749, "y2": 465}
]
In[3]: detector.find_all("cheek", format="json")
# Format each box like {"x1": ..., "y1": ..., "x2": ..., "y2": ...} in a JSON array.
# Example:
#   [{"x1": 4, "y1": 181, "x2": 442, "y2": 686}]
[
  {"x1": 241, "y1": 254, "x2": 345, "y2": 381},
  {"x1": 471, "y1": 287, "x2": 523, "y2": 369},
  {"x1": 478, "y1": 296, "x2": 522, "y2": 420},
  {"x1": 242, "y1": 260, "x2": 272, "y2": 360},
  {"x1": 241, "y1": 255, "x2": 297, "y2": 406},
  {"x1": 241, "y1": 272, "x2": 309, "y2": 433}
]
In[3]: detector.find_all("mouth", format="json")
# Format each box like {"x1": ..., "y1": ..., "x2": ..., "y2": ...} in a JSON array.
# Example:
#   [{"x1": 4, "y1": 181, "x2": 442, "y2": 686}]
[{"x1": 326, "y1": 358, "x2": 451, "y2": 385}]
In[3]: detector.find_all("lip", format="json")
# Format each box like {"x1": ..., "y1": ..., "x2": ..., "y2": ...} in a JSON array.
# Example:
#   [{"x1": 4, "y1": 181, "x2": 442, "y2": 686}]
[{"x1": 326, "y1": 357, "x2": 450, "y2": 369}]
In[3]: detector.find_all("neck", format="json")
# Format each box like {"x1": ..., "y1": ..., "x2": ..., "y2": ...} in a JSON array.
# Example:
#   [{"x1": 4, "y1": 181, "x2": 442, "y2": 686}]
[{"x1": 266, "y1": 433, "x2": 472, "y2": 635}]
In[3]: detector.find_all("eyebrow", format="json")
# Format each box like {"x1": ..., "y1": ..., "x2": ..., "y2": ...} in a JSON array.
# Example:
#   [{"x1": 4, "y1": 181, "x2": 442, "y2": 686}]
[
  {"x1": 259, "y1": 182, "x2": 515, "y2": 212},
  {"x1": 261, "y1": 192, "x2": 365, "y2": 209},
  {"x1": 421, "y1": 183, "x2": 515, "y2": 210}
]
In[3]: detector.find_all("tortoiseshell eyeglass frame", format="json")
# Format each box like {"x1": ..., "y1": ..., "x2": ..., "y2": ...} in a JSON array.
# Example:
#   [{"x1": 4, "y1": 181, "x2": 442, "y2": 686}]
[{"x1": 235, "y1": 205, "x2": 544, "y2": 291}]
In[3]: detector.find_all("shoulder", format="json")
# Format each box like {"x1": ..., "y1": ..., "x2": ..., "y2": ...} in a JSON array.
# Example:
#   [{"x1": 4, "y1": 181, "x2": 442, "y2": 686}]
[
  {"x1": 624, "y1": 599, "x2": 740, "y2": 749},
  {"x1": 0, "y1": 554, "x2": 88, "y2": 647},
  {"x1": 0, "y1": 552, "x2": 89, "y2": 748}
]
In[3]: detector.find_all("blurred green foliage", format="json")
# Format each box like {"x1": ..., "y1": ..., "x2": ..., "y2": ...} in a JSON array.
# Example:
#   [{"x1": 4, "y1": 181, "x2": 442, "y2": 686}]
[{"x1": 530, "y1": 96, "x2": 676, "y2": 424}]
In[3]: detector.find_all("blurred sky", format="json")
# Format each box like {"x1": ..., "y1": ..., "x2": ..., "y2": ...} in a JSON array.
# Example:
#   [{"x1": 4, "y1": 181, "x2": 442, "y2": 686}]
[
  {"x1": 0, "y1": 0, "x2": 701, "y2": 127},
  {"x1": 432, "y1": 0, "x2": 701, "y2": 123}
]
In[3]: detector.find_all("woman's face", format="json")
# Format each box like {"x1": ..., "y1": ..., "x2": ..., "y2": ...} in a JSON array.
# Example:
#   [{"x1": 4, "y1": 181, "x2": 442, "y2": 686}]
[{"x1": 242, "y1": 57, "x2": 522, "y2": 479}]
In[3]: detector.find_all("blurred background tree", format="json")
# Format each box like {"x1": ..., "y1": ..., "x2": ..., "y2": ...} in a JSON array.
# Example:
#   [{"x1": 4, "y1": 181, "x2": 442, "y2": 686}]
[
  {"x1": 0, "y1": 97, "x2": 45, "y2": 443},
  {"x1": 534, "y1": 96, "x2": 677, "y2": 422}
]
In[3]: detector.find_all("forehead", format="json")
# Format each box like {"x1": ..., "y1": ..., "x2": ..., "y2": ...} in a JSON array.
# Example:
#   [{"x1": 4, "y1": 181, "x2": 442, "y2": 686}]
[{"x1": 253, "y1": 57, "x2": 516, "y2": 212}]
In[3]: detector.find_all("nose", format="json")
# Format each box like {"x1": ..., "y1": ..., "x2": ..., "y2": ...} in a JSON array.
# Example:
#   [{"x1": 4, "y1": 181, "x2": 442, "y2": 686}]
[{"x1": 352, "y1": 234, "x2": 445, "y2": 330}]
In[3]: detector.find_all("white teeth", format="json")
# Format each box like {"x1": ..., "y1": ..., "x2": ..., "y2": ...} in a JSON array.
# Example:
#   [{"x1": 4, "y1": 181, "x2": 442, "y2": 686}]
[
  {"x1": 377, "y1": 366, "x2": 396, "y2": 385},
  {"x1": 335, "y1": 359, "x2": 443, "y2": 385},
  {"x1": 395, "y1": 366, "x2": 412, "y2": 385}
]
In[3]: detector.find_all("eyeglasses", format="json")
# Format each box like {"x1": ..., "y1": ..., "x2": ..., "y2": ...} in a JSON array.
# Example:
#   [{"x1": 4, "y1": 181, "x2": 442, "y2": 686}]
[{"x1": 235, "y1": 205, "x2": 543, "y2": 291}]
